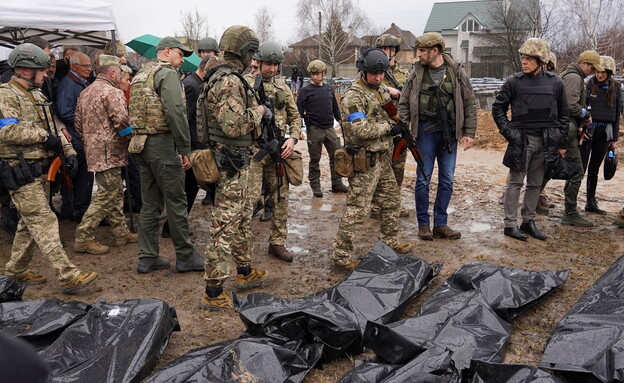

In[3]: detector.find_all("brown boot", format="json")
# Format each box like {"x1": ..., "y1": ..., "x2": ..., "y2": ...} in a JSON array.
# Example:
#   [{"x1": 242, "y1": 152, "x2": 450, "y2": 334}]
[
  {"x1": 268, "y1": 244, "x2": 293, "y2": 262},
  {"x1": 11, "y1": 271, "x2": 47, "y2": 285},
  {"x1": 539, "y1": 194, "x2": 555, "y2": 208},
  {"x1": 199, "y1": 289, "x2": 233, "y2": 311},
  {"x1": 73, "y1": 240, "x2": 109, "y2": 255},
  {"x1": 332, "y1": 260, "x2": 358, "y2": 271},
  {"x1": 418, "y1": 226, "x2": 433, "y2": 240},
  {"x1": 60, "y1": 271, "x2": 98, "y2": 293},
  {"x1": 113, "y1": 232, "x2": 139, "y2": 246},
  {"x1": 399, "y1": 208, "x2": 410, "y2": 218},
  {"x1": 433, "y1": 225, "x2": 461, "y2": 240},
  {"x1": 234, "y1": 266, "x2": 269, "y2": 289},
  {"x1": 390, "y1": 241, "x2": 414, "y2": 254}
]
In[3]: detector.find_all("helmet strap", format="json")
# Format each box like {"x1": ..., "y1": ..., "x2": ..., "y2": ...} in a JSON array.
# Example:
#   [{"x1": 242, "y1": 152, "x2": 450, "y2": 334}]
[{"x1": 13, "y1": 70, "x2": 41, "y2": 89}]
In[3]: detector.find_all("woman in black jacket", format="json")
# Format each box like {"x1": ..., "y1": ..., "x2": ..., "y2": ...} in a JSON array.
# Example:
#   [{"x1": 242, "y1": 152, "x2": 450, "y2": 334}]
[{"x1": 582, "y1": 55, "x2": 622, "y2": 214}]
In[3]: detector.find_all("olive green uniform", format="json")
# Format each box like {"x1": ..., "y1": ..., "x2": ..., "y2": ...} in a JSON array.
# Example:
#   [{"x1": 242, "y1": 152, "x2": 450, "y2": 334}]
[{"x1": 128, "y1": 60, "x2": 194, "y2": 262}]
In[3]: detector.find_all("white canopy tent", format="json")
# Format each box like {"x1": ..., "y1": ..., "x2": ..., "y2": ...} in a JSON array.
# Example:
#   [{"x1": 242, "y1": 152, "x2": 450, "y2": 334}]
[{"x1": 0, "y1": 0, "x2": 117, "y2": 49}]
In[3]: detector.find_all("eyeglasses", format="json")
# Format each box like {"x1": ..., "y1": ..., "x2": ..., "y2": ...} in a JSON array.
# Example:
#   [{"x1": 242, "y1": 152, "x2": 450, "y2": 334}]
[{"x1": 76, "y1": 63, "x2": 92, "y2": 68}]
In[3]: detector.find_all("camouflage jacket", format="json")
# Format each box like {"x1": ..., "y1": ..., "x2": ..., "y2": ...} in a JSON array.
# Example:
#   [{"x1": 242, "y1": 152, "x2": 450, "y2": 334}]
[
  {"x1": 75, "y1": 74, "x2": 130, "y2": 172},
  {"x1": 243, "y1": 73, "x2": 302, "y2": 139},
  {"x1": 199, "y1": 58, "x2": 263, "y2": 151},
  {"x1": 383, "y1": 63, "x2": 410, "y2": 89},
  {"x1": 0, "y1": 79, "x2": 74, "y2": 160},
  {"x1": 340, "y1": 79, "x2": 394, "y2": 152}
]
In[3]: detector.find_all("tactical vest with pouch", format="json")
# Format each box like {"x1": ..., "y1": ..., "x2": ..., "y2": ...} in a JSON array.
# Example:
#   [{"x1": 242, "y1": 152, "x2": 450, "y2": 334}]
[
  {"x1": 0, "y1": 81, "x2": 51, "y2": 160},
  {"x1": 129, "y1": 61, "x2": 171, "y2": 135},
  {"x1": 587, "y1": 83, "x2": 617, "y2": 123},
  {"x1": 418, "y1": 65, "x2": 455, "y2": 124}
]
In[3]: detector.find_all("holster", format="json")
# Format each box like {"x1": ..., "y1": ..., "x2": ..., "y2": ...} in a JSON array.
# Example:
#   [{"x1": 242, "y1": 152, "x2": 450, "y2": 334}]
[{"x1": 218, "y1": 147, "x2": 250, "y2": 178}]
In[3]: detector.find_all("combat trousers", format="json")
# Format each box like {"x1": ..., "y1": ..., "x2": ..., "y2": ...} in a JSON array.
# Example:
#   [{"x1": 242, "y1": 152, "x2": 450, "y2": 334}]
[
  {"x1": 204, "y1": 167, "x2": 252, "y2": 287},
  {"x1": 60, "y1": 148, "x2": 94, "y2": 218},
  {"x1": 135, "y1": 135, "x2": 194, "y2": 260},
  {"x1": 371, "y1": 148, "x2": 406, "y2": 214},
  {"x1": 5, "y1": 176, "x2": 79, "y2": 283},
  {"x1": 75, "y1": 168, "x2": 130, "y2": 243},
  {"x1": 503, "y1": 135, "x2": 544, "y2": 228},
  {"x1": 563, "y1": 136, "x2": 584, "y2": 214},
  {"x1": 333, "y1": 153, "x2": 400, "y2": 265},
  {"x1": 307, "y1": 125, "x2": 343, "y2": 189}
]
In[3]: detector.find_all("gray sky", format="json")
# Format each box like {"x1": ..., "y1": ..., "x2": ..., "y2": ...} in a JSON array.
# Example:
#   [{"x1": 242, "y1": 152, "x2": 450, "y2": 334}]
[{"x1": 109, "y1": 0, "x2": 460, "y2": 45}]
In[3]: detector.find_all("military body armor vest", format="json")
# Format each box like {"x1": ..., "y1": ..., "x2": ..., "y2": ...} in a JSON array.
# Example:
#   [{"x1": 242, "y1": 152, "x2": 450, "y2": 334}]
[
  {"x1": 129, "y1": 61, "x2": 170, "y2": 135},
  {"x1": 259, "y1": 77, "x2": 291, "y2": 135},
  {"x1": 510, "y1": 72, "x2": 560, "y2": 129},
  {"x1": 587, "y1": 83, "x2": 617, "y2": 123},
  {"x1": 418, "y1": 66, "x2": 454, "y2": 123},
  {"x1": 342, "y1": 79, "x2": 393, "y2": 153},
  {"x1": 202, "y1": 67, "x2": 254, "y2": 147},
  {"x1": 0, "y1": 81, "x2": 52, "y2": 160}
]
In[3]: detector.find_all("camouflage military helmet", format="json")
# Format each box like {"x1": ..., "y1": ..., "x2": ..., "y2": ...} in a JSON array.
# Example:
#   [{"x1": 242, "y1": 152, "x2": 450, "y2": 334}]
[
  {"x1": 103, "y1": 40, "x2": 128, "y2": 57},
  {"x1": 356, "y1": 48, "x2": 389, "y2": 72},
  {"x1": 8, "y1": 43, "x2": 51, "y2": 69},
  {"x1": 415, "y1": 32, "x2": 445, "y2": 52},
  {"x1": 579, "y1": 50, "x2": 604, "y2": 72},
  {"x1": 219, "y1": 25, "x2": 260, "y2": 59},
  {"x1": 518, "y1": 38, "x2": 550, "y2": 63},
  {"x1": 375, "y1": 34, "x2": 400, "y2": 53},
  {"x1": 253, "y1": 41, "x2": 284, "y2": 63},
  {"x1": 198, "y1": 37, "x2": 220, "y2": 53},
  {"x1": 548, "y1": 52, "x2": 557, "y2": 69},
  {"x1": 600, "y1": 55, "x2": 616, "y2": 74},
  {"x1": 307, "y1": 60, "x2": 327, "y2": 73}
]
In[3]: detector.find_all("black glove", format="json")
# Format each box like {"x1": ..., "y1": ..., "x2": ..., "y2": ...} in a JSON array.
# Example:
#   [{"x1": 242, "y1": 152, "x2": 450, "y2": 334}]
[
  {"x1": 389, "y1": 123, "x2": 402, "y2": 136},
  {"x1": 66, "y1": 155, "x2": 78, "y2": 178},
  {"x1": 262, "y1": 105, "x2": 274, "y2": 123},
  {"x1": 45, "y1": 134, "x2": 62, "y2": 154}
]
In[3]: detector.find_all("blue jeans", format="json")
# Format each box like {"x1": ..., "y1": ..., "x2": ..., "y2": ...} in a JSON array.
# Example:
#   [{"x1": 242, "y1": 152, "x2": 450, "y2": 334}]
[{"x1": 415, "y1": 123, "x2": 457, "y2": 227}]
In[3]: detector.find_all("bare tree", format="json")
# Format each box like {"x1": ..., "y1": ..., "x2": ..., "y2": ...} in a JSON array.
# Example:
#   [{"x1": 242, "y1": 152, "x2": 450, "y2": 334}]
[
  {"x1": 177, "y1": 8, "x2": 209, "y2": 51},
  {"x1": 254, "y1": 6, "x2": 275, "y2": 43},
  {"x1": 296, "y1": 0, "x2": 371, "y2": 76},
  {"x1": 562, "y1": 0, "x2": 622, "y2": 51}
]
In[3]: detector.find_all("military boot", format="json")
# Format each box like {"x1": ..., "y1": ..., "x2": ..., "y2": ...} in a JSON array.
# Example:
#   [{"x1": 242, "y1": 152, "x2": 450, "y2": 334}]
[
  {"x1": 234, "y1": 266, "x2": 269, "y2": 289},
  {"x1": 561, "y1": 211, "x2": 594, "y2": 227},
  {"x1": 73, "y1": 240, "x2": 110, "y2": 255},
  {"x1": 268, "y1": 244, "x2": 293, "y2": 262},
  {"x1": 390, "y1": 241, "x2": 414, "y2": 254},
  {"x1": 176, "y1": 251, "x2": 204, "y2": 272},
  {"x1": 585, "y1": 198, "x2": 606, "y2": 215},
  {"x1": 331, "y1": 183, "x2": 348, "y2": 193},
  {"x1": 199, "y1": 287, "x2": 233, "y2": 311},
  {"x1": 311, "y1": 185, "x2": 323, "y2": 198},
  {"x1": 399, "y1": 208, "x2": 410, "y2": 218},
  {"x1": 332, "y1": 260, "x2": 358, "y2": 272},
  {"x1": 60, "y1": 271, "x2": 98, "y2": 293},
  {"x1": 137, "y1": 257, "x2": 171, "y2": 274},
  {"x1": 11, "y1": 271, "x2": 47, "y2": 285},
  {"x1": 113, "y1": 232, "x2": 139, "y2": 246}
]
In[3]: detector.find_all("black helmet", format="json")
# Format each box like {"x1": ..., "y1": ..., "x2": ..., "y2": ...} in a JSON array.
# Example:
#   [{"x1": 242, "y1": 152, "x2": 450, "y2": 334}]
[{"x1": 356, "y1": 48, "x2": 388, "y2": 72}]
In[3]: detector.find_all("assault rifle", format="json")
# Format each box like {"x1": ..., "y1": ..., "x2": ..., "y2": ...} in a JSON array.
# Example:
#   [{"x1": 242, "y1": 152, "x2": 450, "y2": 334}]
[
  {"x1": 37, "y1": 102, "x2": 73, "y2": 189},
  {"x1": 253, "y1": 75, "x2": 285, "y2": 201},
  {"x1": 380, "y1": 99, "x2": 428, "y2": 180},
  {"x1": 384, "y1": 70, "x2": 401, "y2": 91},
  {"x1": 430, "y1": 85, "x2": 454, "y2": 154}
]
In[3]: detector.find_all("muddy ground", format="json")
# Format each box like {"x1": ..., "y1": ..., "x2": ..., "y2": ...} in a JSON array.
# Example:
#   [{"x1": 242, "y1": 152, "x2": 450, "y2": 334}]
[{"x1": 1, "y1": 110, "x2": 624, "y2": 381}]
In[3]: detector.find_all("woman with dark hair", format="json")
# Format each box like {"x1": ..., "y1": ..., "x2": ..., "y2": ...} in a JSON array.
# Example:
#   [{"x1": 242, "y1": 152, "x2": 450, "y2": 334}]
[{"x1": 582, "y1": 55, "x2": 621, "y2": 214}]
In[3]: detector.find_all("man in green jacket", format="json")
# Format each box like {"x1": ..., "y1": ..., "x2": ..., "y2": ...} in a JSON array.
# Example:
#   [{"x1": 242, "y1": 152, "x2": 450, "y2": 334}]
[{"x1": 129, "y1": 36, "x2": 204, "y2": 274}]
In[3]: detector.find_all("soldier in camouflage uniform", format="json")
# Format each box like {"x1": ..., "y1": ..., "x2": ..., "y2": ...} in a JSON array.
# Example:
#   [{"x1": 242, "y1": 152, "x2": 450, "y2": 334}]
[
  {"x1": 72, "y1": 55, "x2": 138, "y2": 254},
  {"x1": 371, "y1": 34, "x2": 412, "y2": 219},
  {"x1": 333, "y1": 48, "x2": 414, "y2": 270},
  {"x1": 0, "y1": 43, "x2": 98, "y2": 293},
  {"x1": 197, "y1": 25, "x2": 269, "y2": 311},
  {"x1": 129, "y1": 37, "x2": 204, "y2": 274},
  {"x1": 243, "y1": 42, "x2": 302, "y2": 262}
]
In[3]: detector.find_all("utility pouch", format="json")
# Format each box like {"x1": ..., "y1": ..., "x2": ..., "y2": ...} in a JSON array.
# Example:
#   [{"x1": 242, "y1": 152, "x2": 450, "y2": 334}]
[
  {"x1": 0, "y1": 160, "x2": 18, "y2": 191},
  {"x1": 283, "y1": 150, "x2": 303, "y2": 186},
  {"x1": 15, "y1": 153, "x2": 35, "y2": 187},
  {"x1": 30, "y1": 162, "x2": 43, "y2": 178},
  {"x1": 128, "y1": 134, "x2": 148, "y2": 154},
  {"x1": 189, "y1": 149, "x2": 221, "y2": 186},
  {"x1": 334, "y1": 147, "x2": 354, "y2": 178},
  {"x1": 219, "y1": 147, "x2": 250, "y2": 178},
  {"x1": 353, "y1": 147, "x2": 370, "y2": 172}
]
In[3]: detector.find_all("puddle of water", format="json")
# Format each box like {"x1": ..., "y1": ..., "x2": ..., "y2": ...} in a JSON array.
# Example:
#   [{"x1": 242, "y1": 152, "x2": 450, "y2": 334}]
[{"x1": 469, "y1": 222, "x2": 492, "y2": 232}]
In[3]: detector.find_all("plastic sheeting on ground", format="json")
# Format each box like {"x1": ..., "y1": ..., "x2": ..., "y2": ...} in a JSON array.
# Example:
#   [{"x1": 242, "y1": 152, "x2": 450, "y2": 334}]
[
  {"x1": 338, "y1": 347, "x2": 458, "y2": 383},
  {"x1": 363, "y1": 261, "x2": 569, "y2": 372},
  {"x1": 0, "y1": 275, "x2": 26, "y2": 302},
  {"x1": 39, "y1": 298, "x2": 180, "y2": 383},
  {"x1": 234, "y1": 241, "x2": 440, "y2": 361},
  {"x1": 0, "y1": 299, "x2": 90, "y2": 350},
  {"x1": 143, "y1": 337, "x2": 323, "y2": 383},
  {"x1": 541, "y1": 254, "x2": 624, "y2": 383},
  {"x1": 467, "y1": 361, "x2": 567, "y2": 383}
]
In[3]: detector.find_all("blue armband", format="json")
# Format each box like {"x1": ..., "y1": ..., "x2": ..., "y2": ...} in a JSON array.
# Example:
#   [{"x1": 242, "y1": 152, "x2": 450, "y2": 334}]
[
  {"x1": 118, "y1": 126, "x2": 133, "y2": 137},
  {"x1": 581, "y1": 108, "x2": 586, "y2": 118},
  {"x1": 0, "y1": 118, "x2": 18, "y2": 129},
  {"x1": 348, "y1": 112, "x2": 366, "y2": 123}
]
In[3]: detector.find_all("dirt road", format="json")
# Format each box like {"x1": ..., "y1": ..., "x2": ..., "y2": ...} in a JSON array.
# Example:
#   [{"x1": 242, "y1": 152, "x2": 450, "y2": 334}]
[{"x1": 1, "y1": 118, "x2": 623, "y2": 381}]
